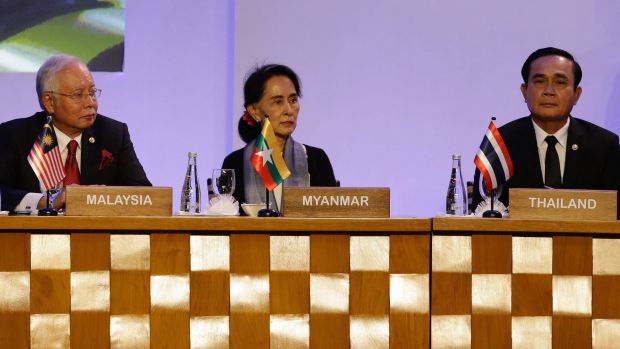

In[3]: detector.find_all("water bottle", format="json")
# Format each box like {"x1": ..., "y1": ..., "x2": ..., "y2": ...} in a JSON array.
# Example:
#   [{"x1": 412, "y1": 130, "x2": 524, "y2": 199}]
[
  {"x1": 180, "y1": 152, "x2": 201, "y2": 213},
  {"x1": 446, "y1": 154, "x2": 467, "y2": 215}
]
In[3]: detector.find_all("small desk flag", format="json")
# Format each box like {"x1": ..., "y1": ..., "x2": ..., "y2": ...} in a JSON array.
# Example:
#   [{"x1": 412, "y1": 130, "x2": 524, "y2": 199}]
[
  {"x1": 250, "y1": 118, "x2": 291, "y2": 191},
  {"x1": 474, "y1": 118, "x2": 514, "y2": 192},
  {"x1": 27, "y1": 115, "x2": 65, "y2": 190}
]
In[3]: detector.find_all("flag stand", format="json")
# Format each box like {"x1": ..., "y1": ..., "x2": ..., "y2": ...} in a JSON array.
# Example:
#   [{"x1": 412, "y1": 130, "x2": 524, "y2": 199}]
[
  {"x1": 29, "y1": 115, "x2": 62, "y2": 216},
  {"x1": 482, "y1": 189, "x2": 502, "y2": 218},
  {"x1": 38, "y1": 190, "x2": 58, "y2": 216},
  {"x1": 476, "y1": 117, "x2": 512, "y2": 219},
  {"x1": 258, "y1": 188, "x2": 280, "y2": 217}
]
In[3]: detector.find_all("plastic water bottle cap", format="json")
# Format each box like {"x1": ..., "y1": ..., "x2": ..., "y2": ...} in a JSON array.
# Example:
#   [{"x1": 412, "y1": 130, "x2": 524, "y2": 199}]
[
  {"x1": 452, "y1": 154, "x2": 461, "y2": 160},
  {"x1": 188, "y1": 151, "x2": 198, "y2": 157}
]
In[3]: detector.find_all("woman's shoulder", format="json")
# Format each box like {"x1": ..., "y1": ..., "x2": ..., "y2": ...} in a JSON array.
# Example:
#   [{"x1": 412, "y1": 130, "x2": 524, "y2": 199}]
[
  {"x1": 302, "y1": 143, "x2": 337, "y2": 186},
  {"x1": 222, "y1": 148, "x2": 245, "y2": 168},
  {"x1": 302, "y1": 144, "x2": 330, "y2": 159}
]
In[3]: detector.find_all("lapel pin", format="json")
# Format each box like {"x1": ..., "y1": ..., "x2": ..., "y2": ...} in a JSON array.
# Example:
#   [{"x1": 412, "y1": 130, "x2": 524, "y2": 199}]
[
  {"x1": 572, "y1": 144, "x2": 578, "y2": 151},
  {"x1": 89, "y1": 137, "x2": 95, "y2": 144}
]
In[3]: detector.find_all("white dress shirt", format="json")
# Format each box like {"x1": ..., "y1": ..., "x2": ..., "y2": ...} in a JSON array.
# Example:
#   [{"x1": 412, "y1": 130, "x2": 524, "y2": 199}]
[{"x1": 532, "y1": 117, "x2": 569, "y2": 185}]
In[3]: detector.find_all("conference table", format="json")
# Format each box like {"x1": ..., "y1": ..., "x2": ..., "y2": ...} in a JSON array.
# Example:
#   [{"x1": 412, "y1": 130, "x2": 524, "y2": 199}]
[{"x1": 0, "y1": 215, "x2": 618, "y2": 348}]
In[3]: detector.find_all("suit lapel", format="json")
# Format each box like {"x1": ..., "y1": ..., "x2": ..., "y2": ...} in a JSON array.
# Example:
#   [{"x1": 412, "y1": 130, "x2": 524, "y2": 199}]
[
  {"x1": 563, "y1": 117, "x2": 584, "y2": 188},
  {"x1": 80, "y1": 126, "x2": 98, "y2": 184},
  {"x1": 516, "y1": 118, "x2": 544, "y2": 187}
]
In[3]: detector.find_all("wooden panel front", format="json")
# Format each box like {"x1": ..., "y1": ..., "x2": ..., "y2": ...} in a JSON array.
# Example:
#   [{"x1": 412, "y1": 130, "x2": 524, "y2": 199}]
[
  {"x1": 110, "y1": 270, "x2": 150, "y2": 314},
  {"x1": 512, "y1": 274, "x2": 552, "y2": 316},
  {"x1": 0, "y1": 217, "x2": 430, "y2": 348},
  {"x1": 472, "y1": 234, "x2": 511, "y2": 274},
  {"x1": 310, "y1": 313, "x2": 349, "y2": 348},
  {"x1": 553, "y1": 235, "x2": 593, "y2": 275},
  {"x1": 390, "y1": 313, "x2": 429, "y2": 348},
  {"x1": 0, "y1": 233, "x2": 30, "y2": 348},
  {"x1": 150, "y1": 233, "x2": 190, "y2": 348},
  {"x1": 2, "y1": 216, "x2": 618, "y2": 348},
  {"x1": 310, "y1": 234, "x2": 349, "y2": 273},
  {"x1": 0, "y1": 233, "x2": 30, "y2": 271},
  {"x1": 71, "y1": 312, "x2": 109, "y2": 349},
  {"x1": 30, "y1": 270, "x2": 71, "y2": 314},
  {"x1": 431, "y1": 272, "x2": 472, "y2": 315},
  {"x1": 270, "y1": 272, "x2": 309, "y2": 314},
  {"x1": 0, "y1": 312, "x2": 29, "y2": 348},
  {"x1": 471, "y1": 314, "x2": 511, "y2": 349},
  {"x1": 190, "y1": 271, "x2": 230, "y2": 316},
  {"x1": 70, "y1": 233, "x2": 110, "y2": 348},
  {"x1": 432, "y1": 217, "x2": 620, "y2": 349},
  {"x1": 71, "y1": 233, "x2": 110, "y2": 270}
]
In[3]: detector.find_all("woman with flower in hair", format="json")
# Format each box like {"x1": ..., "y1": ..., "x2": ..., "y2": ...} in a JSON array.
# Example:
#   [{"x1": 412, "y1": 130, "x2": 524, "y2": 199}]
[{"x1": 221, "y1": 64, "x2": 337, "y2": 209}]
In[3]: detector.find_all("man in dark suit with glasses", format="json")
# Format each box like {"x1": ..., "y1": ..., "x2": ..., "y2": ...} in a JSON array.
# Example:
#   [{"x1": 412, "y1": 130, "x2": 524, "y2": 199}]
[{"x1": 0, "y1": 54, "x2": 151, "y2": 212}]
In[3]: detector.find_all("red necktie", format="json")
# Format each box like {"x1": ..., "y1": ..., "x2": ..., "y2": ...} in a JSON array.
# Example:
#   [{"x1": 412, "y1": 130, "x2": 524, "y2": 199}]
[{"x1": 64, "y1": 140, "x2": 80, "y2": 186}]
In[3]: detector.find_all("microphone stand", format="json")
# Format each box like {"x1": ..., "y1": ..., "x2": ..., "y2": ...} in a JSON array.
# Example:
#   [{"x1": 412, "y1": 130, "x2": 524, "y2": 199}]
[
  {"x1": 258, "y1": 188, "x2": 280, "y2": 217},
  {"x1": 482, "y1": 188, "x2": 502, "y2": 218},
  {"x1": 38, "y1": 189, "x2": 58, "y2": 216},
  {"x1": 256, "y1": 113, "x2": 281, "y2": 217}
]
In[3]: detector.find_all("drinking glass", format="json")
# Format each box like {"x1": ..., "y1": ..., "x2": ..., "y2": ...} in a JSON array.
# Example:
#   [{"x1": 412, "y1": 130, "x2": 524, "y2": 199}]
[{"x1": 212, "y1": 169, "x2": 235, "y2": 196}]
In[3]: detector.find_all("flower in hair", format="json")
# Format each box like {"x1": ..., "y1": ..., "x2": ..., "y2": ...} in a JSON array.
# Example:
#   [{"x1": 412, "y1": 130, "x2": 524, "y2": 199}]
[{"x1": 242, "y1": 111, "x2": 256, "y2": 126}]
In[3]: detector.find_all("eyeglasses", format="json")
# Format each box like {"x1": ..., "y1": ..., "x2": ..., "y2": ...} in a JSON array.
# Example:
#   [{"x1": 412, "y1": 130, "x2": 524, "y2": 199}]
[{"x1": 46, "y1": 88, "x2": 102, "y2": 102}]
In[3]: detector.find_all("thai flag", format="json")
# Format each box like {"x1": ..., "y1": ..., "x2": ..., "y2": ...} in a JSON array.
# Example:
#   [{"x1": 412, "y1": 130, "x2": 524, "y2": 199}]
[
  {"x1": 27, "y1": 116, "x2": 65, "y2": 191},
  {"x1": 474, "y1": 118, "x2": 514, "y2": 192}
]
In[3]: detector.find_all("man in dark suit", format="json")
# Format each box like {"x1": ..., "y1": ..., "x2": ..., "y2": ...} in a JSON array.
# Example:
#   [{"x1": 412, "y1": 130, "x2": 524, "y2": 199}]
[
  {"x1": 473, "y1": 47, "x2": 620, "y2": 215},
  {"x1": 0, "y1": 54, "x2": 150, "y2": 212}
]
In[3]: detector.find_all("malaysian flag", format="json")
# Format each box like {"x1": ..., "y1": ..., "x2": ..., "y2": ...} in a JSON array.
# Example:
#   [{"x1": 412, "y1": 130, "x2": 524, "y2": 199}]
[
  {"x1": 474, "y1": 118, "x2": 514, "y2": 192},
  {"x1": 27, "y1": 116, "x2": 65, "y2": 190}
]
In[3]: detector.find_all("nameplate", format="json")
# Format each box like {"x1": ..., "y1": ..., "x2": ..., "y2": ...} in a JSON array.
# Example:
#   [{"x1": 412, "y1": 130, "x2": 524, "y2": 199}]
[
  {"x1": 509, "y1": 188, "x2": 617, "y2": 221},
  {"x1": 282, "y1": 187, "x2": 390, "y2": 218},
  {"x1": 65, "y1": 186, "x2": 172, "y2": 216}
]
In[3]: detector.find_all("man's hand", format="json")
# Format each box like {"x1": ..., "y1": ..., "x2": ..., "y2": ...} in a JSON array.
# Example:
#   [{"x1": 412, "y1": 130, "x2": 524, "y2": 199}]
[{"x1": 36, "y1": 189, "x2": 67, "y2": 210}]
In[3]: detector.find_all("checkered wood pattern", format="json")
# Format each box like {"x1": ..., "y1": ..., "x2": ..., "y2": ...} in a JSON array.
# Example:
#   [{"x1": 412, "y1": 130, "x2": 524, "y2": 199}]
[
  {"x1": 431, "y1": 233, "x2": 620, "y2": 349},
  {"x1": 0, "y1": 232, "x2": 430, "y2": 348},
  {"x1": 3, "y1": 217, "x2": 617, "y2": 349}
]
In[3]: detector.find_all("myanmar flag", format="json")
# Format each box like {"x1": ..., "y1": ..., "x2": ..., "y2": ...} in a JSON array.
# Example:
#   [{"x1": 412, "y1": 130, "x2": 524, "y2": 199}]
[{"x1": 250, "y1": 119, "x2": 291, "y2": 191}]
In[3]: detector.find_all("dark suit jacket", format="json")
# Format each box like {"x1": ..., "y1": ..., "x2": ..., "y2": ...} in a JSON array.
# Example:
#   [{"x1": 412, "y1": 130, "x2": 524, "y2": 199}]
[
  {"x1": 222, "y1": 144, "x2": 337, "y2": 205},
  {"x1": 473, "y1": 116, "x2": 620, "y2": 217},
  {"x1": 0, "y1": 111, "x2": 151, "y2": 211}
]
